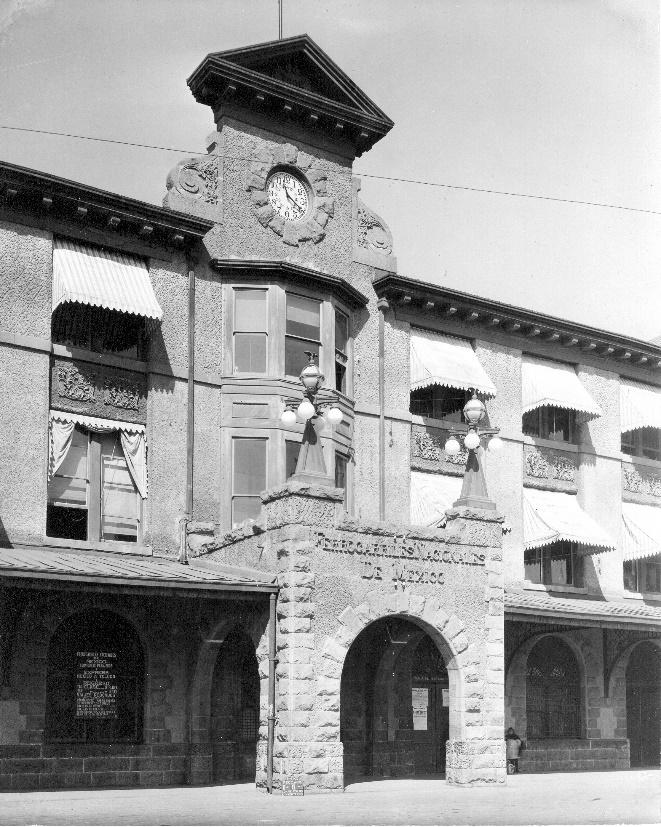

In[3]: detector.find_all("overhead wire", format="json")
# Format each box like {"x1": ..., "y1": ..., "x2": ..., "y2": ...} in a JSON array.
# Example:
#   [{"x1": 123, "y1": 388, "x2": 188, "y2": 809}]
[{"x1": 0, "y1": 122, "x2": 659, "y2": 217}]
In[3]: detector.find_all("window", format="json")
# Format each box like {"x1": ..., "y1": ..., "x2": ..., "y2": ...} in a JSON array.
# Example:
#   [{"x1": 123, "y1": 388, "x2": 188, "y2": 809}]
[
  {"x1": 234, "y1": 289, "x2": 267, "y2": 373},
  {"x1": 45, "y1": 610, "x2": 144, "y2": 744},
  {"x1": 622, "y1": 428, "x2": 661, "y2": 461},
  {"x1": 52, "y1": 305, "x2": 146, "y2": 359},
  {"x1": 624, "y1": 558, "x2": 661, "y2": 593},
  {"x1": 335, "y1": 452, "x2": 348, "y2": 509},
  {"x1": 526, "y1": 637, "x2": 580, "y2": 739},
  {"x1": 410, "y1": 386, "x2": 468, "y2": 421},
  {"x1": 523, "y1": 406, "x2": 576, "y2": 442},
  {"x1": 286, "y1": 440, "x2": 300, "y2": 480},
  {"x1": 285, "y1": 293, "x2": 321, "y2": 377},
  {"x1": 335, "y1": 310, "x2": 349, "y2": 394},
  {"x1": 232, "y1": 438, "x2": 267, "y2": 526},
  {"x1": 47, "y1": 427, "x2": 141, "y2": 543},
  {"x1": 524, "y1": 541, "x2": 581, "y2": 587}
]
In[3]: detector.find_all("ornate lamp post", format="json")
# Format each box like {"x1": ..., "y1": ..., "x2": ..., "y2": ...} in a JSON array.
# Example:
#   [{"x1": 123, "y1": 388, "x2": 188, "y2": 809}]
[
  {"x1": 444, "y1": 391, "x2": 503, "y2": 510},
  {"x1": 281, "y1": 351, "x2": 343, "y2": 487}
]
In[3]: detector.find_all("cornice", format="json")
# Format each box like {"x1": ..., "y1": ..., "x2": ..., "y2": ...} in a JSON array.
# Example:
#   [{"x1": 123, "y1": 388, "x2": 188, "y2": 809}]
[
  {"x1": 374, "y1": 273, "x2": 661, "y2": 375},
  {"x1": 0, "y1": 161, "x2": 213, "y2": 253},
  {"x1": 188, "y1": 35, "x2": 393, "y2": 157},
  {"x1": 210, "y1": 258, "x2": 369, "y2": 308}
]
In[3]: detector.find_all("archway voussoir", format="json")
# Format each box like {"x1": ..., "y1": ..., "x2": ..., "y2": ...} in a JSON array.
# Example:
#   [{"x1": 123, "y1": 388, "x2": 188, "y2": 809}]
[
  {"x1": 444, "y1": 615, "x2": 465, "y2": 640},
  {"x1": 409, "y1": 594, "x2": 425, "y2": 616},
  {"x1": 396, "y1": 592, "x2": 410, "y2": 613},
  {"x1": 452, "y1": 633, "x2": 469, "y2": 655},
  {"x1": 432, "y1": 609, "x2": 450, "y2": 632},
  {"x1": 337, "y1": 606, "x2": 363, "y2": 635},
  {"x1": 322, "y1": 638, "x2": 348, "y2": 664},
  {"x1": 366, "y1": 591, "x2": 385, "y2": 618}
]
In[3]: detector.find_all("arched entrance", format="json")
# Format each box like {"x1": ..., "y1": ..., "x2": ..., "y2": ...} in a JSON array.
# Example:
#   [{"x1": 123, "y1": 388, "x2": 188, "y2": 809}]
[
  {"x1": 340, "y1": 617, "x2": 449, "y2": 783},
  {"x1": 210, "y1": 627, "x2": 260, "y2": 783},
  {"x1": 626, "y1": 642, "x2": 661, "y2": 767}
]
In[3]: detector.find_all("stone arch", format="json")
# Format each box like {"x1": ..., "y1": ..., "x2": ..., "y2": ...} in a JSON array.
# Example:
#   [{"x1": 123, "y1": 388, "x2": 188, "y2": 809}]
[
  {"x1": 606, "y1": 637, "x2": 661, "y2": 745},
  {"x1": 187, "y1": 609, "x2": 269, "y2": 747},
  {"x1": 505, "y1": 630, "x2": 592, "y2": 739},
  {"x1": 320, "y1": 590, "x2": 472, "y2": 747}
]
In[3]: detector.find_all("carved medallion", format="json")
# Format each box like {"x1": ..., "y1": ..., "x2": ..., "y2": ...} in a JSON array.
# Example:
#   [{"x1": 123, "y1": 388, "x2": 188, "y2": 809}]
[
  {"x1": 356, "y1": 198, "x2": 393, "y2": 256},
  {"x1": 56, "y1": 365, "x2": 96, "y2": 403}
]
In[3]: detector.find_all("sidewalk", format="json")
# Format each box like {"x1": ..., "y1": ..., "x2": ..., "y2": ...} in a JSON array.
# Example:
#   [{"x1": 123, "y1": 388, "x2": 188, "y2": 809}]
[{"x1": 0, "y1": 770, "x2": 658, "y2": 826}]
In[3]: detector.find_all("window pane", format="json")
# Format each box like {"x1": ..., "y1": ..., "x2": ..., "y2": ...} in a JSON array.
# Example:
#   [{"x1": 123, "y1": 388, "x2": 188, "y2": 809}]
[
  {"x1": 645, "y1": 561, "x2": 661, "y2": 593},
  {"x1": 549, "y1": 544, "x2": 572, "y2": 585},
  {"x1": 524, "y1": 548, "x2": 542, "y2": 583},
  {"x1": 335, "y1": 359, "x2": 346, "y2": 394},
  {"x1": 286, "y1": 441, "x2": 300, "y2": 479},
  {"x1": 286, "y1": 294, "x2": 320, "y2": 340},
  {"x1": 549, "y1": 408, "x2": 572, "y2": 442},
  {"x1": 623, "y1": 560, "x2": 638, "y2": 592},
  {"x1": 285, "y1": 336, "x2": 319, "y2": 377},
  {"x1": 410, "y1": 386, "x2": 466, "y2": 421},
  {"x1": 335, "y1": 454, "x2": 347, "y2": 489},
  {"x1": 101, "y1": 442, "x2": 138, "y2": 542},
  {"x1": 235, "y1": 332, "x2": 267, "y2": 373},
  {"x1": 641, "y1": 427, "x2": 661, "y2": 460},
  {"x1": 235, "y1": 289, "x2": 266, "y2": 332},
  {"x1": 522, "y1": 410, "x2": 540, "y2": 437},
  {"x1": 233, "y1": 439, "x2": 267, "y2": 496},
  {"x1": 48, "y1": 428, "x2": 88, "y2": 509},
  {"x1": 232, "y1": 496, "x2": 262, "y2": 526},
  {"x1": 335, "y1": 311, "x2": 348, "y2": 354}
]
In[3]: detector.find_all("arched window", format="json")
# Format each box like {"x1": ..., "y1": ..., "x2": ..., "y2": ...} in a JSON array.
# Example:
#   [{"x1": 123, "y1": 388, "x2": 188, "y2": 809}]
[
  {"x1": 45, "y1": 610, "x2": 144, "y2": 743},
  {"x1": 526, "y1": 637, "x2": 580, "y2": 739}
]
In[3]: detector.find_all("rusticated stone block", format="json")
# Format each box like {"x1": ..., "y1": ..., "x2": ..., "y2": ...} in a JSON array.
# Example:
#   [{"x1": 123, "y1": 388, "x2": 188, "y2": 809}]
[
  {"x1": 280, "y1": 617, "x2": 312, "y2": 634},
  {"x1": 304, "y1": 757, "x2": 329, "y2": 774},
  {"x1": 444, "y1": 616, "x2": 465, "y2": 640}
]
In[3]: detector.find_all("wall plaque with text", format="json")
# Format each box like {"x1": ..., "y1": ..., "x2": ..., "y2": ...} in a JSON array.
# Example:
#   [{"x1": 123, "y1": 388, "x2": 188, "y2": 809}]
[{"x1": 75, "y1": 651, "x2": 118, "y2": 719}]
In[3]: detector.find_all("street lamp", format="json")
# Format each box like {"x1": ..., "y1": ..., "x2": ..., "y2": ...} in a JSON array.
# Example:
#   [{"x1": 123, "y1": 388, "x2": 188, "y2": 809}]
[
  {"x1": 280, "y1": 351, "x2": 343, "y2": 487},
  {"x1": 444, "y1": 391, "x2": 501, "y2": 510}
]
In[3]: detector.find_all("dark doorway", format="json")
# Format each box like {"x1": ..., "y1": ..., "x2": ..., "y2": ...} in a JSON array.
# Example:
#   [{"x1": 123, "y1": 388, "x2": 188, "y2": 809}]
[
  {"x1": 626, "y1": 642, "x2": 661, "y2": 767},
  {"x1": 210, "y1": 628, "x2": 260, "y2": 783},
  {"x1": 340, "y1": 617, "x2": 449, "y2": 783}
]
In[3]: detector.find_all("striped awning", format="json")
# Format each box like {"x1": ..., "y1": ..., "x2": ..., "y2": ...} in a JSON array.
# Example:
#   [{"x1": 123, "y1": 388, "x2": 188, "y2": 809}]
[
  {"x1": 620, "y1": 379, "x2": 661, "y2": 433},
  {"x1": 50, "y1": 410, "x2": 145, "y2": 434},
  {"x1": 522, "y1": 356, "x2": 601, "y2": 419},
  {"x1": 410, "y1": 329, "x2": 496, "y2": 396},
  {"x1": 523, "y1": 488, "x2": 615, "y2": 551},
  {"x1": 410, "y1": 471, "x2": 462, "y2": 526},
  {"x1": 53, "y1": 238, "x2": 162, "y2": 320},
  {"x1": 622, "y1": 502, "x2": 661, "y2": 561}
]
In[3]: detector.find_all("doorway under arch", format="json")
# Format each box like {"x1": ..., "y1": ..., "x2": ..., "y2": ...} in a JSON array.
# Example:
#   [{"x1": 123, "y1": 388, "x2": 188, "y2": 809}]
[
  {"x1": 626, "y1": 641, "x2": 661, "y2": 767},
  {"x1": 209, "y1": 627, "x2": 260, "y2": 783},
  {"x1": 340, "y1": 617, "x2": 449, "y2": 783}
]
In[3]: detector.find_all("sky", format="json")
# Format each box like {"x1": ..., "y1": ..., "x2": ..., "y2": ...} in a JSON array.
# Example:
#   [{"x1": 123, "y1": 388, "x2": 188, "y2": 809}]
[{"x1": 0, "y1": 0, "x2": 659, "y2": 341}]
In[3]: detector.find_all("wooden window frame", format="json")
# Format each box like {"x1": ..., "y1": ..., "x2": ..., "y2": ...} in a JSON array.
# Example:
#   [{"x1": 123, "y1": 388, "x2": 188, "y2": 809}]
[
  {"x1": 232, "y1": 287, "x2": 269, "y2": 376},
  {"x1": 46, "y1": 427, "x2": 142, "y2": 545},
  {"x1": 621, "y1": 428, "x2": 661, "y2": 461},
  {"x1": 524, "y1": 541, "x2": 580, "y2": 587},
  {"x1": 231, "y1": 436, "x2": 268, "y2": 528}
]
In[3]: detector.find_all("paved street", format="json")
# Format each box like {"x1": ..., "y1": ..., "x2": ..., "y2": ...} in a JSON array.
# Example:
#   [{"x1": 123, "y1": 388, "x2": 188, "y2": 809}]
[{"x1": 0, "y1": 770, "x2": 658, "y2": 826}]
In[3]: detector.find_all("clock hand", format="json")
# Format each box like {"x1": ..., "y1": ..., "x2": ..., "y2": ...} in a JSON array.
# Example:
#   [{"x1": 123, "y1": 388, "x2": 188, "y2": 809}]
[{"x1": 285, "y1": 183, "x2": 305, "y2": 209}]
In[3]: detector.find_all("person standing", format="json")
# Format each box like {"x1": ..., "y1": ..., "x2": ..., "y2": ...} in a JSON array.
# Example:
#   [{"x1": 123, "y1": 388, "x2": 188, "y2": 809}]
[{"x1": 505, "y1": 727, "x2": 523, "y2": 774}]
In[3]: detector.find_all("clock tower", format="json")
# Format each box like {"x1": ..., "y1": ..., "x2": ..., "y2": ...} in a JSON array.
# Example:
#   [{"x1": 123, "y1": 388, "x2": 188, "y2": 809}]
[{"x1": 165, "y1": 33, "x2": 396, "y2": 279}]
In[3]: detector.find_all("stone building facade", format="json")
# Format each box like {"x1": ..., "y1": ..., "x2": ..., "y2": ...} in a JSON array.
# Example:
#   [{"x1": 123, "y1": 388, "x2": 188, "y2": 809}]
[{"x1": 0, "y1": 34, "x2": 658, "y2": 793}]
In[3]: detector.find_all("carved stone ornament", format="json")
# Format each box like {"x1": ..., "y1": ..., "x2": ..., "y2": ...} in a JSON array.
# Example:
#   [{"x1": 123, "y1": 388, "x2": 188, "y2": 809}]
[
  {"x1": 57, "y1": 365, "x2": 96, "y2": 403},
  {"x1": 411, "y1": 426, "x2": 468, "y2": 468},
  {"x1": 244, "y1": 143, "x2": 335, "y2": 247},
  {"x1": 164, "y1": 143, "x2": 221, "y2": 220},
  {"x1": 623, "y1": 464, "x2": 661, "y2": 498},
  {"x1": 524, "y1": 446, "x2": 577, "y2": 483},
  {"x1": 356, "y1": 197, "x2": 393, "y2": 256},
  {"x1": 103, "y1": 377, "x2": 140, "y2": 411}
]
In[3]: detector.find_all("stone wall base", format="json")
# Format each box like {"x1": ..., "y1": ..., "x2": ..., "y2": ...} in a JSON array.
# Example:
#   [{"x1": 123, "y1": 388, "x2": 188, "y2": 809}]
[
  {"x1": 519, "y1": 739, "x2": 630, "y2": 773},
  {"x1": 0, "y1": 744, "x2": 194, "y2": 791},
  {"x1": 446, "y1": 739, "x2": 506, "y2": 785},
  {"x1": 256, "y1": 740, "x2": 344, "y2": 793}
]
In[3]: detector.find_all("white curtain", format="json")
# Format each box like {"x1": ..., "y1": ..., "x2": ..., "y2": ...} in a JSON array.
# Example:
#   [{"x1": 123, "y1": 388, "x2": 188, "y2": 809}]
[
  {"x1": 49, "y1": 413, "x2": 147, "y2": 498},
  {"x1": 49, "y1": 419, "x2": 75, "y2": 479},
  {"x1": 120, "y1": 431, "x2": 148, "y2": 499}
]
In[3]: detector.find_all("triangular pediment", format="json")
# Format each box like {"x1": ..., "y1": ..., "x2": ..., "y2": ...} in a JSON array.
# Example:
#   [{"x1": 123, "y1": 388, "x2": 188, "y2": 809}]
[
  {"x1": 188, "y1": 35, "x2": 393, "y2": 157},
  {"x1": 210, "y1": 35, "x2": 385, "y2": 117}
]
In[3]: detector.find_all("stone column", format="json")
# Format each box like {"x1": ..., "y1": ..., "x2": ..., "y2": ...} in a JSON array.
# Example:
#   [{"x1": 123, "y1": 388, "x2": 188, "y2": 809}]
[
  {"x1": 259, "y1": 483, "x2": 346, "y2": 793},
  {"x1": 444, "y1": 507, "x2": 506, "y2": 785}
]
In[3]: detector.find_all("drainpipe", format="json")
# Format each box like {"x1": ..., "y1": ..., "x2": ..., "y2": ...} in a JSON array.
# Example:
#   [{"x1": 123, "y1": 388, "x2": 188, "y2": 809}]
[
  {"x1": 377, "y1": 298, "x2": 389, "y2": 522},
  {"x1": 267, "y1": 591, "x2": 277, "y2": 793},
  {"x1": 179, "y1": 255, "x2": 196, "y2": 565}
]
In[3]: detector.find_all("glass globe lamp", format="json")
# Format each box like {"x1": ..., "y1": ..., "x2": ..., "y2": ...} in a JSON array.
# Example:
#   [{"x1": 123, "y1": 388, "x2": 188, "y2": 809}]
[
  {"x1": 297, "y1": 399, "x2": 315, "y2": 421},
  {"x1": 488, "y1": 435, "x2": 504, "y2": 453},
  {"x1": 464, "y1": 431, "x2": 480, "y2": 451},
  {"x1": 326, "y1": 407, "x2": 343, "y2": 426},
  {"x1": 463, "y1": 394, "x2": 486, "y2": 426},
  {"x1": 444, "y1": 436, "x2": 461, "y2": 456},
  {"x1": 280, "y1": 409, "x2": 297, "y2": 427}
]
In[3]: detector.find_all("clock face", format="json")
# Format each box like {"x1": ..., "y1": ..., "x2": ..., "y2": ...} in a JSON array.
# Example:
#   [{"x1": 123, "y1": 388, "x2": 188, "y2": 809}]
[{"x1": 267, "y1": 171, "x2": 310, "y2": 221}]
